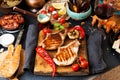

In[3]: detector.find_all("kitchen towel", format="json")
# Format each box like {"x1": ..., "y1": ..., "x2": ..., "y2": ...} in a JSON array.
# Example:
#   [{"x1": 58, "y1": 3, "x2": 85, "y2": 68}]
[
  {"x1": 87, "y1": 29, "x2": 107, "y2": 74},
  {"x1": 23, "y1": 24, "x2": 39, "y2": 72}
]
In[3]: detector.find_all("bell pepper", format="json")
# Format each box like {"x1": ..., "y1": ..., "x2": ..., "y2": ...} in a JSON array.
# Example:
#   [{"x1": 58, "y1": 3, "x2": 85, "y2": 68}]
[
  {"x1": 36, "y1": 47, "x2": 56, "y2": 77},
  {"x1": 71, "y1": 25, "x2": 85, "y2": 39}
]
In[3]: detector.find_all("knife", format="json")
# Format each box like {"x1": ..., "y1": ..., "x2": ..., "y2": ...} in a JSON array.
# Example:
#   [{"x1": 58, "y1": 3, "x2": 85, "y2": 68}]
[{"x1": 15, "y1": 25, "x2": 24, "y2": 48}]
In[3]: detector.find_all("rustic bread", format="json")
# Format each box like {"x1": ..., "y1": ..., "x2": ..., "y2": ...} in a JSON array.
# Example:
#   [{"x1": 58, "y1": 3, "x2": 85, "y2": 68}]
[{"x1": 0, "y1": 44, "x2": 22, "y2": 78}]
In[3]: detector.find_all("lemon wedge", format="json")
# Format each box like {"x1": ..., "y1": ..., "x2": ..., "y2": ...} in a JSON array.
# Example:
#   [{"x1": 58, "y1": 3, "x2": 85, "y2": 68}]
[
  {"x1": 52, "y1": 2, "x2": 65, "y2": 9},
  {"x1": 58, "y1": 7, "x2": 66, "y2": 15}
]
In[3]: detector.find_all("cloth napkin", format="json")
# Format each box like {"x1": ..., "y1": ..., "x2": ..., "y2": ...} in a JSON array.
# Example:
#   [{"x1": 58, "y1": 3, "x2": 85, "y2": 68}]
[
  {"x1": 87, "y1": 29, "x2": 107, "y2": 74},
  {"x1": 24, "y1": 24, "x2": 39, "y2": 72}
]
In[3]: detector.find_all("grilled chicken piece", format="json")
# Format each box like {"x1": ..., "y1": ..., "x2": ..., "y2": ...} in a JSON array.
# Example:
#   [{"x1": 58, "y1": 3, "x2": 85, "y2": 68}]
[
  {"x1": 53, "y1": 39, "x2": 80, "y2": 66},
  {"x1": 40, "y1": 30, "x2": 67, "y2": 50}
]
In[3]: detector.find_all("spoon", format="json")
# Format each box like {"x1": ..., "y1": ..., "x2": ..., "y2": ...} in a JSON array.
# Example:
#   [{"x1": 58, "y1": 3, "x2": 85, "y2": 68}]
[{"x1": 0, "y1": 34, "x2": 15, "y2": 47}]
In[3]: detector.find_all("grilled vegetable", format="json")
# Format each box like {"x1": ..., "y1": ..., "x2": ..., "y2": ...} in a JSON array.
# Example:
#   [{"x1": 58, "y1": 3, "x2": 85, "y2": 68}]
[
  {"x1": 73, "y1": 25, "x2": 85, "y2": 39},
  {"x1": 68, "y1": 29, "x2": 79, "y2": 39},
  {"x1": 68, "y1": 25, "x2": 85, "y2": 39}
]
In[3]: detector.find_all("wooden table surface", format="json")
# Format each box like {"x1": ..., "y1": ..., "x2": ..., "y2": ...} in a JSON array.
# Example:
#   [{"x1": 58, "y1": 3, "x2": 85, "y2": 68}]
[{"x1": 93, "y1": 65, "x2": 120, "y2": 80}]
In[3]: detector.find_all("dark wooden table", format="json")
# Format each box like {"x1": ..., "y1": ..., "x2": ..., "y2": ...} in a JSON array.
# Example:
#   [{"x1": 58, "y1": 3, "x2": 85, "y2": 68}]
[{"x1": 0, "y1": 0, "x2": 120, "y2": 80}]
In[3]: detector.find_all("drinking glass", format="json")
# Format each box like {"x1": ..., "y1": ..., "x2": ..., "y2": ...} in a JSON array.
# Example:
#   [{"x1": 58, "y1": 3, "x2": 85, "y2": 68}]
[{"x1": 94, "y1": 0, "x2": 115, "y2": 19}]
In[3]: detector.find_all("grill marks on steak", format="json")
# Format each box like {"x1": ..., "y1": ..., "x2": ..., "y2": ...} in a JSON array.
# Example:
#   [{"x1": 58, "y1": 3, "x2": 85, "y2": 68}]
[
  {"x1": 55, "y1": 47, "x2": 75, "y2": 62},
  {"x1": 40, "y1": 30, "x2": 67, "y2": 50},
  {"x1": 53, "y1": 39, "x2": 80, "y2": 66}
]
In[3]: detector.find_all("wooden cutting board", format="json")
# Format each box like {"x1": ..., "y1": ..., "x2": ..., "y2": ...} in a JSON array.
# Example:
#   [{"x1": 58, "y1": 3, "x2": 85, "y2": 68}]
[{"x1": 34, "y1": 30, "x2": 89, "y2": 76}]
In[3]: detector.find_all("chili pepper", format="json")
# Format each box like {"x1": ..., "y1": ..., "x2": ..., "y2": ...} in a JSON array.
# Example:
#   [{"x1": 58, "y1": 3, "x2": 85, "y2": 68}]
[
  {"x1": 72, "y1": 25, "x2": 85, "y2": 39},
  {"x1": 36, "y1": 47, "x2": 56, "y2": 77}
]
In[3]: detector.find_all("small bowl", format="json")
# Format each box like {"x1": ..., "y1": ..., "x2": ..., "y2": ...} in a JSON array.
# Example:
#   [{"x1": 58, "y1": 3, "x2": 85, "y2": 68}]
[
  {"x1": 66, "y1": 5, "x2": 92, "y2": 20},
  {"x1": 37, "y1": 14, "x2": 50, "y2": 24},
  {"x1": 0, "y1": 34, "x2": 15, "y2": 47},
  {"x1": 0, "y1": 12, "x2": 24, "y2": 32}
]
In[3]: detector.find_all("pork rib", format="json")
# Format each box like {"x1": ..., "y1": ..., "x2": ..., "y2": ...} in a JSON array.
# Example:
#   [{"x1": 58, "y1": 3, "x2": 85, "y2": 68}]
[
  {"x1": 40, "y1": 30, "x2": 67, "y2": 50},
  {"x1": 53, "y1": 39, "x2": 80, "y2": 66}
]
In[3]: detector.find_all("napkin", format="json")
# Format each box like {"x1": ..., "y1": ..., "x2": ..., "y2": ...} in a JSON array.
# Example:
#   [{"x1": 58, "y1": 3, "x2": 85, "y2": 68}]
[
  {"x1": 87, "y1": 29, "x2": 107, "y2": 74},
  {"x1": 24, "y1": 24, "x2": 39, "y2": 72},
  {"x1": 0, "y1": 77, "x2": 7, "y2": 80}
]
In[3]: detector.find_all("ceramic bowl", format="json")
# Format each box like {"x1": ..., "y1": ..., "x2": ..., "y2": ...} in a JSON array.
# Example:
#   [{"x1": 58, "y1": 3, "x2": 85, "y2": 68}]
[
  {"x1": 0, "y1": 34, "x2": 15, "y2": 47},
  {"x1": 0, "y1": 12, "x2": 24, "y2": 32},
  {"x1": 37, "y1": 14, "x2": 50, "y2": 24},
  {"x1": 66, "y1": 4, "x2": 92, "y2": 20}
]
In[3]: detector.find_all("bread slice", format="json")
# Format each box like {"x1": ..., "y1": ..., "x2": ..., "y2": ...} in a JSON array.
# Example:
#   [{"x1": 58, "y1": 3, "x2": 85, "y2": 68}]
[{"x1": 0, "y1": 44, "x2": 22, "y2": 78}]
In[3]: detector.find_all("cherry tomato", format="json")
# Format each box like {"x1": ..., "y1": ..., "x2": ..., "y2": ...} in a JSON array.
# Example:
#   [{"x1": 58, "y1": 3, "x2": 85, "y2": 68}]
[
  {"x1": 40, "y1": 10, "x2": 47, "y2": 14},
  {"x1": 59, "y1": 18, "x2": 66, "y2": 24},
  {"x1": 42, "y1": 27, "x2": 51, "y2": 34},
  {"x1": 71, "y1": 64, "x2": 80, "y2": 71},
  {"x1": 79, "y1": 55, "x2": 85, "y2": 61},
  {"x1": 48, "y1": 6, "x2": 55, "y2": 12},
  {"x1": 80, "y1": 60, "x2": 88, "y2": 69},
  {"x1": 53, "y1": 13, "x2": 59, "y2": 20}
]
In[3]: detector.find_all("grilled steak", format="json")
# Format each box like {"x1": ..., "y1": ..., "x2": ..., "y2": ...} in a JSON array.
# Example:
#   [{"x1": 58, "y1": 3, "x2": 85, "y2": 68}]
[
  {"x1": 53, "y1": 39, "x2": 80, "y2": 66},
  {"x1": 40, "y1": 30, "x2": 67, "y2": 50}
]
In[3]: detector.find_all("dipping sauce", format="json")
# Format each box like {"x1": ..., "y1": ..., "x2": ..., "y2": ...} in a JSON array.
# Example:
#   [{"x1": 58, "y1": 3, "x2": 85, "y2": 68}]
[{"x1": 0, "y1": 34, "x2": 15, "y2": 47}]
